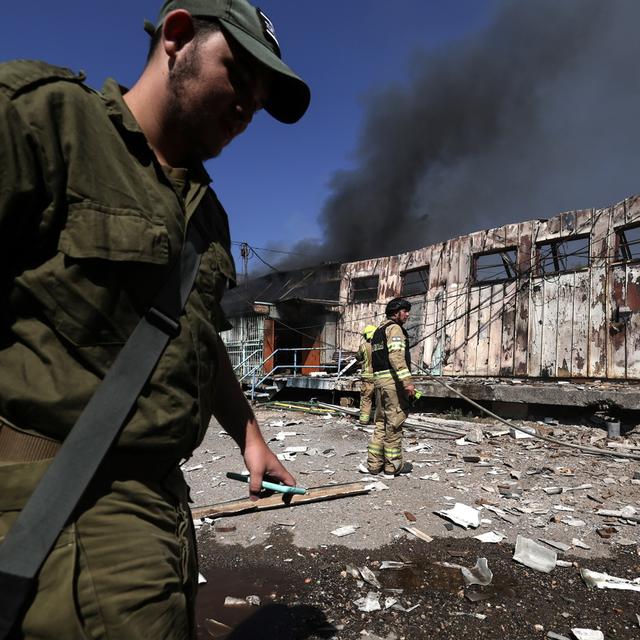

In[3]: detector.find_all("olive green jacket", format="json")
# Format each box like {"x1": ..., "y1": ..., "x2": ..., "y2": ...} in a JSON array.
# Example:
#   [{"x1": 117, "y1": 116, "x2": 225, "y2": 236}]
[{"x1": 0, "y1": 61, "x2": 236, "y2": 463}]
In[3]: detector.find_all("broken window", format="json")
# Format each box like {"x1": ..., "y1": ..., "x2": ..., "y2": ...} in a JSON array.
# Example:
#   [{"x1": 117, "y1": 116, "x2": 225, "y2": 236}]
[
  {"x1": 536, "y1": 236, "x2": 590, "y2": 274},
  {"x1": 473, "y1": 248, "x2": 518, "y2": 283},
  {"x1": 351, "y1": 275, "x2": 379, "y2": 303},
  {"x1": 615, "y1": 224, "x2": 640, "y2": 262},
  {"x1": 401, "y1": 267, "x2": 430, "y2": 297}
]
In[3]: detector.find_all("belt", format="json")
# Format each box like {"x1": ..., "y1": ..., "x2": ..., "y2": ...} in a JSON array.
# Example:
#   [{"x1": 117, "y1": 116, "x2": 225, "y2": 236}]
[{"x1": 0, "y1": 419, "x2": 61, "y2": 462}]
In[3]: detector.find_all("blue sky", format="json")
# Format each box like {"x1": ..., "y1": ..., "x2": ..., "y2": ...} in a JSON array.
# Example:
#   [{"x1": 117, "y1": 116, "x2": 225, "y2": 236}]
[{"x1": 2, "y1": 1, "x2": 498, "y2": 272}]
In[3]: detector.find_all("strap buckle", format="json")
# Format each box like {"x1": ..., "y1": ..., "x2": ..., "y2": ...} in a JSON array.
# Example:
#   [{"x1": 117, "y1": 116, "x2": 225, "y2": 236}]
[{"x1": 146, "y1": 306, "x2": 181, "y2": 338}]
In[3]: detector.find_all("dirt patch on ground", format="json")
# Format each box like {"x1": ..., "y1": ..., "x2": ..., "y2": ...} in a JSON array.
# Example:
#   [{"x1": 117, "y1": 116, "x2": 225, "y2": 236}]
[{"x1": 196, "y1": 531, "x2": 640, "y2": 639}]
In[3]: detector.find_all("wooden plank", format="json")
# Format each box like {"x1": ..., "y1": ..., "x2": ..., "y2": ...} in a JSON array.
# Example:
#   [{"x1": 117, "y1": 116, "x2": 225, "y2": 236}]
[
  {"x1": 608, "y1": 265, "x2": 627, "y2": 378},
  {"x1": 555, "y1": 275, "x2": 575, "y2": 377},
  {"x1": 588, "y1": 207, "x2": 610, "y2": 377},
  {"x1": 466, "y1": 285, "x2": 481, "y2": 376},
  {"x1": 528, "y1": 276, "x2": 544, "y2": 376},
  {"x1": 624, "y1": 268, "x2": 640, "y2": 378},
  {"x1": 192, "y1": 481, "x2": 371, "y2": 519},
  {"x1": 572, "y1": 270, "x2": 590, "y2": 377},
  {"x1": 500, "y1": 280, "x2": 517, "y2": 376},
  {"x1": 514, "y1": 221, "x2": 534, "y2": 376},
  {"x1": 453, "y1": 235, "x2": 472, "y2": 374},
  {"x1": 540, "y1": 275, "x2": 559, "y2": 377},
  {"x1": 475, "y1": 284, "x2": 493, "y2": 376},
  {"x1": 487, "y1": 283, "x2": 503, "y2": 376}
]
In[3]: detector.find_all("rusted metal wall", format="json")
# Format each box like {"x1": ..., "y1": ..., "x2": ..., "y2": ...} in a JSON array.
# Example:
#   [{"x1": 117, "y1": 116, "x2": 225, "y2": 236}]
[{"x1": 338, "y1": 193, "x2": 640, "y2": 380}]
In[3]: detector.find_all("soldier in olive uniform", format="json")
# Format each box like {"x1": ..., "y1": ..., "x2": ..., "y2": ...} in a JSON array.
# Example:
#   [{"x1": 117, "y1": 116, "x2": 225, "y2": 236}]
[
  {"x1": 356, "y1": 325, "x2": 377, "y2": 424},
  {"x1": 366, "y1": 298, "x2": 416, "y2": 477},
  {"x1": 0, "y1": 1, "x2": 309, "y2": 638}
]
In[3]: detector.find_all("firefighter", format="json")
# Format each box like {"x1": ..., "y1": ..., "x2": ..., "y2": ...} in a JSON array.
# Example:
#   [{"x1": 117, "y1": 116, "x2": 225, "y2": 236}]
[
  {"x1": 356, "y1": 325, "x2": 377, "y2": 424},
  {"x1": 364, "y1": 298, "x2": 415, "y2": 477}
]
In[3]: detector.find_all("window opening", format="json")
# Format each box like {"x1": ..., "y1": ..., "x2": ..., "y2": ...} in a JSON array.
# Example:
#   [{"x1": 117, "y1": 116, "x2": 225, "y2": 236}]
[
  {"x1": 536, "y1": 236, "x2": 589, "y2": 274},
  {"x1": 401, "y1": 267, "x2": 430, "y2": 297},
  {"x1": 351, "y1": 275, "x2": 379, "y2": 303},
  {"x1": 616, "y1": 224, "x2": 640, "y2": 262},
  {"x1": 474, "y1": 248, "x2": 518, "y2": 283}
]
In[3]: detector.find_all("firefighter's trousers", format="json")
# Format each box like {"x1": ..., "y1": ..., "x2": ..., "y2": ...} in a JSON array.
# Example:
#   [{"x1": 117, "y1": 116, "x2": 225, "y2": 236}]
[
  {"x1": 366, "y1": 378, "x2": 409, "y2": 475},
  {"x1": 359, "y1": 379, "x2": 375, "y2": 424}
]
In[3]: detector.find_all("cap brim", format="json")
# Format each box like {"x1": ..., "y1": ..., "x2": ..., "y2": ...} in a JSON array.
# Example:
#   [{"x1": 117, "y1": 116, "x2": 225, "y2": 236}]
[{"x1": 220, "y1": 20, "x2": 310, "y2": 124}]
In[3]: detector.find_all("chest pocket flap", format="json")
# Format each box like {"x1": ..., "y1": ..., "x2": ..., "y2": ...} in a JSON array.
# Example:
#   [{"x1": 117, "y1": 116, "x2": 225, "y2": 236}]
[{"x1": 59, "y1": 201, "x2": 169, "y2": 264}]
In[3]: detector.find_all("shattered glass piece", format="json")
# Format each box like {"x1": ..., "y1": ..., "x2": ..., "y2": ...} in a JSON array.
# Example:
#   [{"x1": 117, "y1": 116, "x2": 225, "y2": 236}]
[{"x1": 513, "y1": 535, "x2": 557, "y2": 573}]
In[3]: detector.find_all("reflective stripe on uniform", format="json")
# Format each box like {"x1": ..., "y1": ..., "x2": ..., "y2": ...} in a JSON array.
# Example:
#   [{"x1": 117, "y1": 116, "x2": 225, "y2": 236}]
[
  {"x1": 367, "y1": 443, "x2": 383, "y2": 454},
  {"x1": 388, "y1": 343, "x2": 405, "y2": 353},
  {"x1": 384, "y1": 447, "x2": 402, "y2": 459},
  {"x1": 396, "y1": 368, "x2": 411, "y2": 379},
  {"x1": 373, "y1": 370, "x2": 393, "y2": 379}
]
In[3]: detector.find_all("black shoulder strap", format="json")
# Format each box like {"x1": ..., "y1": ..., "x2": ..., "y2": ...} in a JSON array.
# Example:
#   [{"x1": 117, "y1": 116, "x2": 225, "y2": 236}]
[{"x1": 0, "y1": 200, "x2": 212, "y2": 638}]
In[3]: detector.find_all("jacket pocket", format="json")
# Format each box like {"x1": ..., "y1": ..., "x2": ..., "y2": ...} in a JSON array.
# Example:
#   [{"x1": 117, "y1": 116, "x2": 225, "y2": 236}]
[
  {"x1": 20, "y1": 201, "x2": 170, "y2": 347},
  {"x1": 196, "y1": 242, "x2": 236, "y2": 332}
]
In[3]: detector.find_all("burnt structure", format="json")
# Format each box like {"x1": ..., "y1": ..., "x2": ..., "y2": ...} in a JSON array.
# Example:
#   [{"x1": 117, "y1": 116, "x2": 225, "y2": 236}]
[{"x1": 222, "y1": 194, "x2": 640, "y2": 409}]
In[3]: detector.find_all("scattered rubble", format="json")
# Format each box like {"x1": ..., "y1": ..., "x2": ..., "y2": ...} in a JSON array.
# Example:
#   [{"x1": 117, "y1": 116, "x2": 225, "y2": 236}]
[{"x1": 189, "y1": 404, "x2": 640, "y2": 639}]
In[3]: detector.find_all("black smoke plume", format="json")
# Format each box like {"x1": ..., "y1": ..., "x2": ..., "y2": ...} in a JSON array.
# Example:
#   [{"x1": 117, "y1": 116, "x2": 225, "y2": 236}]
[{"x1": 274, "y1": 0, "x2": 640, "y2": 269}]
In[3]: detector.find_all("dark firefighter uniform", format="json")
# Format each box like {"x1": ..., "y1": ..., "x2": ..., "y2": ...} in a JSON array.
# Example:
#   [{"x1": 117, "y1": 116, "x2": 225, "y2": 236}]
[{"x1": 368, "y1": 320, "x2": 413, "y2": 474}]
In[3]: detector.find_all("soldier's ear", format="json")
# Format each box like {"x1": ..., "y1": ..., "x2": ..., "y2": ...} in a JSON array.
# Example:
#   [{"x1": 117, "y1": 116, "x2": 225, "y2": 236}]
[{"x1": 162, "y1": 10, "x2": 196, "y2": 58}]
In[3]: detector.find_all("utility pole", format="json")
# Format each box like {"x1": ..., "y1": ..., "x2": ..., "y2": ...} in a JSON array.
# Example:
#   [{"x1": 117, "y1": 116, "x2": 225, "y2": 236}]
[{"x1": 240, "y1": 242, "x2": 250, "y2": 285}]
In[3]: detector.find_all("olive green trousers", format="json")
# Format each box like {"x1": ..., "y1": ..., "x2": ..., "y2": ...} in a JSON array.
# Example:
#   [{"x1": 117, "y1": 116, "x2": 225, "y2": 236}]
[
  {"x1": 0, "y1": 458, "x2": 198, "y2": 640},
  {"x1": 366, "y1": 379, "x2": 408, "y2": 475},
  {"x1": 358, "y1": 379, "x2": 375, "y2": 424}
]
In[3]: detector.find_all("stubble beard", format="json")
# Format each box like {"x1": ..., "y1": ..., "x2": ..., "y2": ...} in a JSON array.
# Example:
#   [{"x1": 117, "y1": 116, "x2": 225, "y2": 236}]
[{"x1": 166, "y1": 41, "x2": 220, "y2": 163}]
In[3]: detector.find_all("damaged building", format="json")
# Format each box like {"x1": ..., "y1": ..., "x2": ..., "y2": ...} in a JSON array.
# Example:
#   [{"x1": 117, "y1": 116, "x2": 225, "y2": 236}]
[{"x1": 222, "y1": 193, "x2": 640, "y2": 413}]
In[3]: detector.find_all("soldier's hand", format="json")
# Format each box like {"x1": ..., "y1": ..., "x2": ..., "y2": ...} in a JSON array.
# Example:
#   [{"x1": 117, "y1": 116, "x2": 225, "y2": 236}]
[
  {"x1": 404, "y1": 383, "x2": 416, "y2": 399},
  {"x1": 242, "y1": 422, "x2": 296, "y2": 500}
]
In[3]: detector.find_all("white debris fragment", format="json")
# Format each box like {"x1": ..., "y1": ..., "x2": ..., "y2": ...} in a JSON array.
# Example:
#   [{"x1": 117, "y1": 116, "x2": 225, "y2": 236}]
[
  {"x1": 556, "y1": 560, "x2": 573, "y2": 568},
  {"x1": 401, "y1": 526, "x2": 433, "y2": 543},
  {"x1": 364, "y1": 481, "x2": 389, "y2": 492},
  {"x1": 354, "y1": 591, "x2": 381, "y2": 612},
  {"x1": 224, "y1": 596, "x2": 248, "y2": 607},
  {"x1": 572, "y1": 538, "x2": 591, "y2": 550},
  {"x1": 420, "y1": 473, "x2": 440, "y2": 481},
  {"x1": 580, "y1": 568, "x2": 640, "y2": 592},
  {"x1": 384, "y1": 597, "x2": 398, "y2": 610},
  {"x1": 571, "y1": 629, "x2": 604, "y2": 640},
  {"x1": 466, "y1": 427, "x2": 484, "y2": 444},
  {"x1": 561, "y1": 517, "x2": 586, "y2": 527},
  {"x1": 331, "y1": 525, "x2": 360, "y2": 537},
  {"x1": 513, "y1": 535, "x2": 557, "y2": 573},
  {"x1": 359, "y1": 566, "x2": 382, "y2": 589},
  {"x1": 198, "y1": 572, "x2": 207, "y2": 584},
  {"x1": 285, "y1": 446, "x2": 307, "y2": 453},
  {"x1": 540, "y1": 539, "x2": 572, "y2": 552},
  {"x1": 245, "y1": 595, "x2": 261, "y2": 606},
  {"x1": 183, "y1": 464, "x2": 203, "y2": 472},
  {"x1": 596, "y1": 505, "x2": 637, "y2": 518},
  {"x1": 274, "y1": 431, "x2": 297, "y2": 441},
  {"x1": 474, "y1": 531, "x2": 506, "y2": 543},
  {"x1": 461, "y1": 557, "x2": 493, "y2": 586},
  {"x1": 276, "y1": 452, "x2": 296, "y2": 461},
  {"x1": 436, "y1": 503, "x2": 481, "y2": 529},
  {"x1": 379, "y1": 561, "x2": 407, "y2": 570},
  {"x1": 510, "y1": 426, "x2": 536, "y2": 439}
]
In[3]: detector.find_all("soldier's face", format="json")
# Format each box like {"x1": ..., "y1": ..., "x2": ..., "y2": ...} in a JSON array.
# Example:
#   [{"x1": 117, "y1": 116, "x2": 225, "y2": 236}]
[
  {"x1": 166, "y1": 30, "x2": 270, "y2": 161},
  {"x1": 397, "y1": 309, "x2": 410, "y2": 325}
]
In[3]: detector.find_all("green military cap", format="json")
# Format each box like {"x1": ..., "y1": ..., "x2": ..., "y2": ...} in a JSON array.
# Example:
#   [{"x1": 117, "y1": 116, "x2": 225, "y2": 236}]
[{"x1": 145, "y1": 0, "x2": 310, "y2": 124}]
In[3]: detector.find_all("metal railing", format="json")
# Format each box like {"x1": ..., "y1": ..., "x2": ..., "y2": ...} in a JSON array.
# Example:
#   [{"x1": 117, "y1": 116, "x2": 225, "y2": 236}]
[{"x1": 235, "y1": 347, "x2": 352, "y2": 400}]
